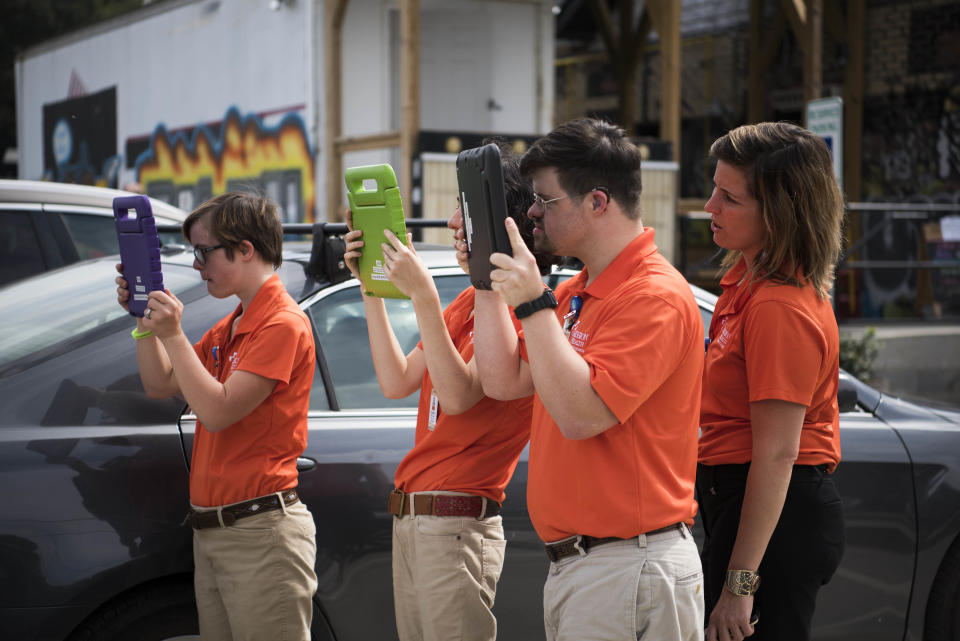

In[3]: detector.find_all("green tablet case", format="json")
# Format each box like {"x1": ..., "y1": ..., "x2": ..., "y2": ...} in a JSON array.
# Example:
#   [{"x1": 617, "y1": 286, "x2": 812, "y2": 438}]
[{"x1": 345, "y1": 163, "x2": 409, "y2": 299}]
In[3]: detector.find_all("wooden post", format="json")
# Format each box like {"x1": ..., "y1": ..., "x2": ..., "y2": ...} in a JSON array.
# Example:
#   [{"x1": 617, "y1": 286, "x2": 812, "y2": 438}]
[
  {"x1": 782, "y1": 0, "x2": 822, "y2": 104},
  {"x1": 844, "y1": 0, "x2": 864, "y2": 202},
  {"x1": 805, "y1": 0, "x2": 823, "y2": 103},
  {"x1": 324, "y1": 0, "x2": 349, "y2": 222},
  {"x1": 400, "y1": 0, "x2": 420, "y2": 216},
  {"x1": 647, "y1": 0, "x2": 681, "y2": 162},
  {"x1": 843, "y1": 0, "x2": 865, "y2": 315}
]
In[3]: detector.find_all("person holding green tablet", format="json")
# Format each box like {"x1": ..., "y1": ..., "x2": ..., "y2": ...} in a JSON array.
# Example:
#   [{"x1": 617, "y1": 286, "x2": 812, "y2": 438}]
[{"x1": 343, "y1": 143, "x2": 554, "y2": 641}]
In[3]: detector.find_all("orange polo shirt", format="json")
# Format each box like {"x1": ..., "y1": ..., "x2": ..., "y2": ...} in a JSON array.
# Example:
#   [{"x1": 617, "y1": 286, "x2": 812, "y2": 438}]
[
  {"x1": 699, "y1": 258, "x2": 841, "y2": 470},
  {"x1": 525, "y1": 230, "x2": 704, "y2": 542},
  {"x1": 394, "y1": 287, "x2": 533, "y2": 504},
  {"x1": 190, "y1": 274, "x2": 316, "y2": 507}
]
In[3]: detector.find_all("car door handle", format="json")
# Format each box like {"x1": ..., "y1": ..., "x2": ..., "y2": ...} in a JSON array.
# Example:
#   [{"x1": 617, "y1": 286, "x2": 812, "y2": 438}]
[{"x1": 297, "y1": 457, "x2": 317, "y2": 472}]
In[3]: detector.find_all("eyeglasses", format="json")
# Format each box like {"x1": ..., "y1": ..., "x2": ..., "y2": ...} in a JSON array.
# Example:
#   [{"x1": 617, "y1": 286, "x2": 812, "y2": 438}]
[
  {"x1": 532, "y1": 186, "x2": 609, "y2": 211},
  {"x1": 193, "y1": 244, "x2": 225, "y2": 265}
]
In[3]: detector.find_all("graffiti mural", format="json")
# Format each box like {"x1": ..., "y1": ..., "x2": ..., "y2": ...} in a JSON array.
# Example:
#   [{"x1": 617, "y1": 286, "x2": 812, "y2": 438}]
[
  {"x1": 43, "y1": 87, "x2": 121, "y2": 188},
  {"x1": 132, "y1": 106, "x2": 316, "y2": 222}
]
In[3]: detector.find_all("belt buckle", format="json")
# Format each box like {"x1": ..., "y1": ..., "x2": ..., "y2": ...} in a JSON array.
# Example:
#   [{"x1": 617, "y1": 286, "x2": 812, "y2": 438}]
[{"x1": 572, "y1": 535, "x2": 587, "y2": 557}]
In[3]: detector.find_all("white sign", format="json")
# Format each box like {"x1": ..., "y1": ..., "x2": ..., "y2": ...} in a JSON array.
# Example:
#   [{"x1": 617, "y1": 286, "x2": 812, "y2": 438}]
[{"x1": 806, "y1": 97, "x2": 844, "y2": 191}]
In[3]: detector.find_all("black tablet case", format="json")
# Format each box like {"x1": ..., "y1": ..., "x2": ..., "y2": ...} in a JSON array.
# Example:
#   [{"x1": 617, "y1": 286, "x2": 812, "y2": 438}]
[{"x1": 456, "y1": 144, "x2": 512, "y2": 290}]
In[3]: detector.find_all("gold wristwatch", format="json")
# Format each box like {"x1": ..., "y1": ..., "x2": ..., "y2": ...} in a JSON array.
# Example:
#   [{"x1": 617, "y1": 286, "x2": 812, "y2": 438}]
[{"x1": 724, "y1": 569, "x2": 760, "y2": 596}]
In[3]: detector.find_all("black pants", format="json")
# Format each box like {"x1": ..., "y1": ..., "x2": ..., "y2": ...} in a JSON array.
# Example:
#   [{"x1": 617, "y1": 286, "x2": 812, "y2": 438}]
[{"x1": 696, "y1": 463, "x2": 845, "y2": 641}]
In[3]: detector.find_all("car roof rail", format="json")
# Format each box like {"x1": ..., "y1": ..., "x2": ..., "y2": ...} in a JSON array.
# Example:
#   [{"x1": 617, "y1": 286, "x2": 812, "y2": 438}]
[{"x1": 156, "y1": 219, "x2": 449, "y2": 285}]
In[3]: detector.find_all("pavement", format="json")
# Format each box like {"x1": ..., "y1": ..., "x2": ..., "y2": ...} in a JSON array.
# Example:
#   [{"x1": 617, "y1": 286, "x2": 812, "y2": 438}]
[{"x1": 839, "y1": 322, "x2": 960, "y2": 408}]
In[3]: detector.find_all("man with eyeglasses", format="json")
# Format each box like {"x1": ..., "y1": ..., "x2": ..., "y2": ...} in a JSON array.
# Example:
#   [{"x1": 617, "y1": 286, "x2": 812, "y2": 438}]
[
  {"x1": 472, "y1": 118, "x2": 706, "y2": 641},
  {"x1": 114, "y1": 192, "x2": 318, "y2": 640}
]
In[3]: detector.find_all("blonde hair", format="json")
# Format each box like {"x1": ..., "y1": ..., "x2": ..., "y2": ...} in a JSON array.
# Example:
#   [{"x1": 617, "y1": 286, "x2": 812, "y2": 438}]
[{"x1": 710, "y1": 122, "x2": 844, "y2": 298}]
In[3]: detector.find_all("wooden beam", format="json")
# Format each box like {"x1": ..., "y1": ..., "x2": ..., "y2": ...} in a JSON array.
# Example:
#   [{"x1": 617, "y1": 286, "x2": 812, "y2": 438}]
[
  {"x1": 782, "y1": 0, "x2": 807, "y2": 51},
  {"x1": 324, "y1": 0, "x2": 350, "y2": 222},
  {"x1": 399, "y1": 0, "x2": 420, "y2": 217},
  {"x1": 647, "y1": 0, "x2": 681, "y2": 161},
  {"x1": 843, "y1": 0, "x2": 864, "y2": 201},
  {"x1": 335, "y1": 132, "x2": 403, "y2": 153},
  {"x1": 804, "y1": 0, "x2": 823, "y2": 103}
]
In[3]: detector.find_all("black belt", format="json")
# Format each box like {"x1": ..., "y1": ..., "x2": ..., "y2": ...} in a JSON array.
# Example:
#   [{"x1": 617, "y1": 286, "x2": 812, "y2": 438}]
[
  {"x1": 698, "y1": 463, "x2": 831, "y2": 485},
  {"x1": 188, "y1": 489, "x2": 300, "y2": 530},
  {"x1": 544, "y1": 523, "x2": 683, "y2": 562}
]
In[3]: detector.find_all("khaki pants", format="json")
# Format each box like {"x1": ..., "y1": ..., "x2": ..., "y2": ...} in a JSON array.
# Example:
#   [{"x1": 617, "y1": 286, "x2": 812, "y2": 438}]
[
  {"x1": 543, "y1": 525, "x2": 704, "y2": 641},
  {"x1": 193, "y1": 499, "x2": 318, "y2": 641},
  {"x1": 392, "y1": 494, "x2": 507, "y2": 641}
]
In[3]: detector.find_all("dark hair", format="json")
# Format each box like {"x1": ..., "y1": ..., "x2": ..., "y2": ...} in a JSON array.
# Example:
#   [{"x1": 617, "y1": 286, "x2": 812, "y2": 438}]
[
  {"x1": 519, "y1": 118, "x2": 643, "y2": 219},
  {"x1": 184, "y1": 192, "x2": 284, "y2": 269},
  {"x1": 710, "y1": 121, "x2": 844, "y2": 298},
  {"x1": 486, "y1": 139, "x2": 560, "y2": 274}
]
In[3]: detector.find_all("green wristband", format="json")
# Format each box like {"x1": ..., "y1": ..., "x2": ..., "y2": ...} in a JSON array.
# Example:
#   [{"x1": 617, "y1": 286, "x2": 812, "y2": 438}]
[{"x1": 131, "y1": 327, "x2": 154, "y2": 341}]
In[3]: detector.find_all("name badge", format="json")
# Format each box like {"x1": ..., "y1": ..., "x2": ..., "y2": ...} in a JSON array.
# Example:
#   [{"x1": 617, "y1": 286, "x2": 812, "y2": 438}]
[{"x1": 428, "y1": 390, "x2": 439, "y2": 431}]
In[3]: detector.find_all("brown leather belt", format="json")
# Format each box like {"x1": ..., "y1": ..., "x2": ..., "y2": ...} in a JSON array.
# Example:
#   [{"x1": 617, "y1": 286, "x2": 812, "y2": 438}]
[
  {"x1": 544, "y1": 523, "x2": 683, "y2": 562},
  {"x1": 188, "y1": 489, "x2": 300, "y2": 530},
  {"x1": 388, "y1": 489, "x2": 501, "y2": 519}
]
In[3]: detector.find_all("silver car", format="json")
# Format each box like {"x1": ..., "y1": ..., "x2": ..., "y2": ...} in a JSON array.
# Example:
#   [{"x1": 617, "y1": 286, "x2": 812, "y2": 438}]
[{"x1": 0, "y1": 179, "x2": 186, "y2": 286}]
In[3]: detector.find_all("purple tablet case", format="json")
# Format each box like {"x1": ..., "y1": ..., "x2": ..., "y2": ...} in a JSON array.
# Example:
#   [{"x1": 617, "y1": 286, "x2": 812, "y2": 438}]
[
  {"x1": 113, "y1": 195, "x2": 164, "y2": 317},
  {"x1": 456, "y1": 144, "x2": 511, "y2": 290}
]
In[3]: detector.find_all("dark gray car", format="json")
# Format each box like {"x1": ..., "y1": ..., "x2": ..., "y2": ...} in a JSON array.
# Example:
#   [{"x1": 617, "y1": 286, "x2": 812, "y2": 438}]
[{"x1": 1, "y1": 239, "x2": 959, "y2": 641}]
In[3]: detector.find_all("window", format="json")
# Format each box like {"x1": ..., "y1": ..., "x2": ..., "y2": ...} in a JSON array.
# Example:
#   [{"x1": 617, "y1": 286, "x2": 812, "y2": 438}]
[
  {"x1": 0, "y1": 209, "x2": 46, "y2": 286},
  {"x1": 58, "y1": 211, "x2": 117, "y2": 260},
  {"x1": 307, "y1": 274, "x2": 469, "y2": 410}
]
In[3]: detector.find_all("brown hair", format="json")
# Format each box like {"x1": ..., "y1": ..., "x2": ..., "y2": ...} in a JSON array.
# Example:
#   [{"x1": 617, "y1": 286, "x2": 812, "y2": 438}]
[
  {"x1": 520, "y1": 118, "x2": 643, "y2": 219},
  {"x1": 184, "y1": 192, "x2": 284, "y2": 269},
  {"x1": 710, "y1": 121, "x2": 844, "y2": 298},
  {"x1": 487, "y1": 139, "x2": 560, "y2": 274}
]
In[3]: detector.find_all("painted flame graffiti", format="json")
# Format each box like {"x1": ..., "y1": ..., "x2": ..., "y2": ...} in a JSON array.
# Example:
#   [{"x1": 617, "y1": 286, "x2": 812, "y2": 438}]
[{"x1": 135, "y1": 106, "x2": 316, "y2": 222}]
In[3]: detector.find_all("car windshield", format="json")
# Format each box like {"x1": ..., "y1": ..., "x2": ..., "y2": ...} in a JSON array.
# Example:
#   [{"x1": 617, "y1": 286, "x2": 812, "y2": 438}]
[{"x1": 0, "y1": 261, "x2": 199, "y2": 369}]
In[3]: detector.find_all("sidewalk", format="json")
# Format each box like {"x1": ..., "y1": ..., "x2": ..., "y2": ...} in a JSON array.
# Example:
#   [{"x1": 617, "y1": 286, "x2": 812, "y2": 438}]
[{"x1": 839, "y1": 322, "x2": 960, "y2": 408}]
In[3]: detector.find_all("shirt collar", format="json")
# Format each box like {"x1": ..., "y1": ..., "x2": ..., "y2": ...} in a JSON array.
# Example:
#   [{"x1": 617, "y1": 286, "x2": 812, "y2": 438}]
[
  {"x1": 718, "y1": 257, "x2": 757, "y2": 314},
  {"x1": 574, "y1": 228, "x2": 658, "y2": 300},
  {"x1": 230, "y1": 273, "x2": 287, "y2": 338}
]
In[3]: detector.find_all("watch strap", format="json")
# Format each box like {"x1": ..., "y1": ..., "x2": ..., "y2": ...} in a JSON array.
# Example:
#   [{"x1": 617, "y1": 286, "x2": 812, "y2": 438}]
[{"x1": 514, "y1": 289, "x2": 558, "y2": 320}]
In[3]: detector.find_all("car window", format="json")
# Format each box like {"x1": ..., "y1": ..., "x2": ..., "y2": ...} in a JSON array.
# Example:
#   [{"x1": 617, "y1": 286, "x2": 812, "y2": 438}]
[
  {"x1": 0, "y1": 208, "x2": 46, "y2": 286},
  {"x1": 57, "y1": 211, "x2": 117, "y2": 260},
  {"x1": 0, "y1": 261, "x2": 199, "y2": 369},
  {"x1": 307, "y1": 274, "x2": 470, "y2": 410}
]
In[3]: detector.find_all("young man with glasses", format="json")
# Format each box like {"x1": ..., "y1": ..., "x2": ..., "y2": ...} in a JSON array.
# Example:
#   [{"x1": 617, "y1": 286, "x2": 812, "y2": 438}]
[
  {"x1": 114, "y1": 192, "x2": 318, "y2": 640},
  {"x1": 473, "y1": 118, "x2": 706, "y2": 641}
]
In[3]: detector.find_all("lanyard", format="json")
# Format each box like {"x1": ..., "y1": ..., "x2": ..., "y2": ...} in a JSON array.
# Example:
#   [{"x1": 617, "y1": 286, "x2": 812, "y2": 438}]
[{"x1": 562, "y1": 295, "x2": 583, "y2": 337}]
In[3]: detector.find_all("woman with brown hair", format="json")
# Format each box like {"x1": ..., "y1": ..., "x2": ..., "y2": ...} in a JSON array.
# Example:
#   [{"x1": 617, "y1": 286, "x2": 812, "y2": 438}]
[{"x1": 697, "y1": 121, "x2": 845, "y2": 641}]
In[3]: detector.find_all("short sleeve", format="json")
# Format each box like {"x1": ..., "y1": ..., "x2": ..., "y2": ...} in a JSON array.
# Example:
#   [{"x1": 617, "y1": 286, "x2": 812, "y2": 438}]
[
  {"x1": 235, "y1": 312, "x2": 310, "y2": 385},
  {"x1": 743, "y1": 300, "x2": 826, "y2": 405},
  {"x1": 587, "y1": 294, "x2": 690, "y2": 423}
]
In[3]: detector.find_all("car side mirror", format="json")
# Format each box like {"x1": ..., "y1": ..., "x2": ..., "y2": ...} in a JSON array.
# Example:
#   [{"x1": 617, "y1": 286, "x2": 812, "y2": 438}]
[{"x1": 838, "y1": 375, "x2": 859, "y2": 413}]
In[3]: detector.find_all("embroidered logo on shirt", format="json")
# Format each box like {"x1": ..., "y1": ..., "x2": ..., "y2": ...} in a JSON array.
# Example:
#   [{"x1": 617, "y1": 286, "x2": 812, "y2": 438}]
[
  {"x1": 227, "y1": 351, "x2": 240, "y2": 373},
  {"x1": 568, "y1": 322, "x2": 589, "y2": 353},
  {"x1": 715, "y1": 319, "x2": 732, "y2": 350}
]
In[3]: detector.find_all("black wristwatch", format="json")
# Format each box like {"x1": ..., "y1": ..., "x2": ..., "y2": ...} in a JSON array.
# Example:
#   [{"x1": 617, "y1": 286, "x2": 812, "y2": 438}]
[{"x1": 514, "y1": 289, "x2": 559, "y2": 320}]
